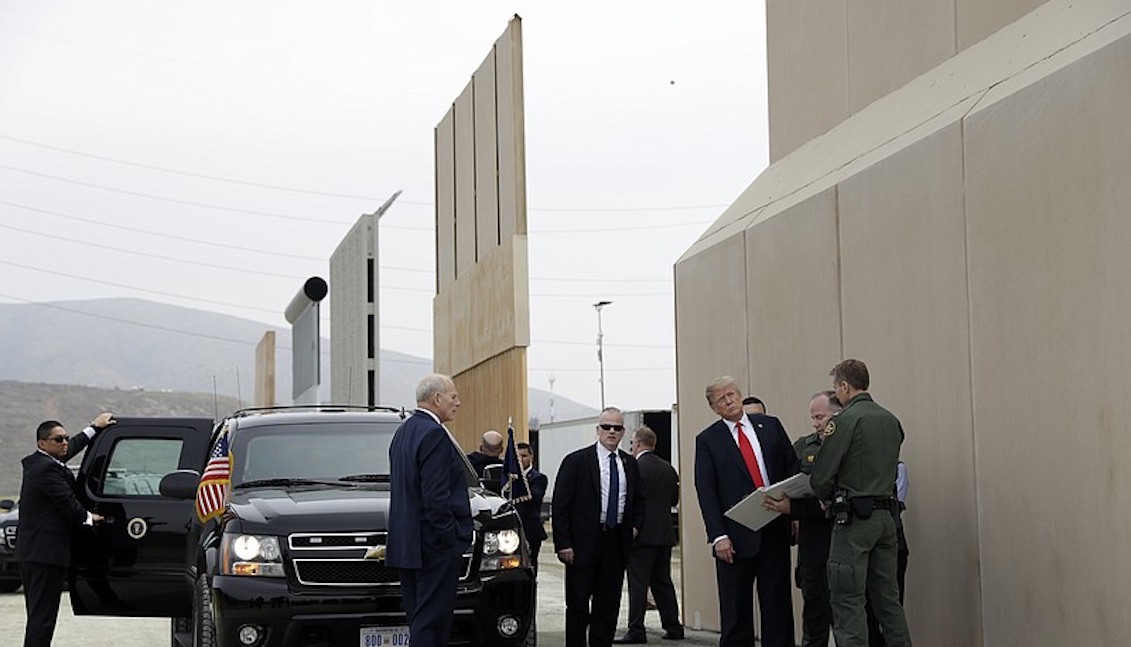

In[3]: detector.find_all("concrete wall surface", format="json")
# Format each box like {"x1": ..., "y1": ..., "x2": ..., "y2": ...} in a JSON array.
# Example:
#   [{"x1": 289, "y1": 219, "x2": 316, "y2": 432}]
[
  {"x1": 767, "y1": 0, "x2": 1051, "y2": 160},
  {"x1": 677, "y1": 1, "x2": 1131, "y2": 644},
  {"x1": 433, "y1": 17, "x2": 529, "y2": 450}
]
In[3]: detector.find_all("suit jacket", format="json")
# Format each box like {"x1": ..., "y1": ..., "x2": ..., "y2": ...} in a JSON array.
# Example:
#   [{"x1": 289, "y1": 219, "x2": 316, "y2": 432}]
[
  {"x1": 387, "y1": 410, "x2": 474, "y2": 569},
  {"x1": 515, "y1": 468, "x2": 548, "y2": 545},
  {"x1": 16, "y1": 431, "x2": 95, "y2": 567},
  {"x1": 552, "y1": 444, "x2": 644, "y2": 569},
  {"x1": 694, "y1": 414, "x2": 800, "y2": 558},
  {"x1": 634, "y1": 451, "x2": 679, "y2": 547}
]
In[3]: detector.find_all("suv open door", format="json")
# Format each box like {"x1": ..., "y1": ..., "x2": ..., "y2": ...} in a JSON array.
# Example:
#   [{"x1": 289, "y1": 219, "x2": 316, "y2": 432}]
[{"x1": 70, "y1": 417, "x2": 213, "y2": 617}]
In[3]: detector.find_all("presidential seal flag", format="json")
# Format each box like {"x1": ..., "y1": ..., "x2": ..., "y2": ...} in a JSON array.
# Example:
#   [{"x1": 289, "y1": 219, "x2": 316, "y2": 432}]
[
  {"x1": 196, "y1": 425, "x2": 231, "y2": 522},
  {"x1": 499, "y1": 420, "x2": 531, "y2": 503}
]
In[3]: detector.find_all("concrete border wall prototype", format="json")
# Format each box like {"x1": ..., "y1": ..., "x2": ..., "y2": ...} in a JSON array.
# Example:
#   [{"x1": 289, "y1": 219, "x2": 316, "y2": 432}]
[
  {"x1": 434, "y1": 16, "x2": 530, "y2": 448},
  {"x1": 676, "y1": 2, "x2": 1131, "y2": 645}
]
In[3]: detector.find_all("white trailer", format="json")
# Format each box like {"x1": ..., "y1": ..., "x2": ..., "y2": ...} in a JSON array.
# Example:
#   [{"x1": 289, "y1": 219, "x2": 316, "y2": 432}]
[{"x1": 536, "y1": 409, "x2": 676, "y2": 500}]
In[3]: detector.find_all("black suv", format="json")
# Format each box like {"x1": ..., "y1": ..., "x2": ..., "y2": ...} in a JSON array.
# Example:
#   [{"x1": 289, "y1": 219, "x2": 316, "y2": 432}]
[
  {"x1": 68, "y1": 408, "x2": 536, "y2": 647},
  {"x1": 0, "y1": 499, "x2": 18, "y2": 592}
]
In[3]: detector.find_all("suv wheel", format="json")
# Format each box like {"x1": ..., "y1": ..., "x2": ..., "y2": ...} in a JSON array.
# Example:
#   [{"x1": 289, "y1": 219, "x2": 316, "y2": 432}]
[{"x1": 193, "y1": 576, "x2": 217, "y2": 647}]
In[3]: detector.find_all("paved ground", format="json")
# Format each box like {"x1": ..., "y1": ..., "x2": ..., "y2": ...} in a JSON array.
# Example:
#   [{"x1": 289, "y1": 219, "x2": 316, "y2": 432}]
[{"x1": 0, "y1": 546, "x2": 721, "y2": 646}]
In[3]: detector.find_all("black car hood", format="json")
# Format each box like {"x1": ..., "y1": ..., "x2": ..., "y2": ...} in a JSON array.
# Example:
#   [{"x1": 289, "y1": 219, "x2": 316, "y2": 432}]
[{"x1": 226, "y1": 485, "x2": 512, "y2": 535}]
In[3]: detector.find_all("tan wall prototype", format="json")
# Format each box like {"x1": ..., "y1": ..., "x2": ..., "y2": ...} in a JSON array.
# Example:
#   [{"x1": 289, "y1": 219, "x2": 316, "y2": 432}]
[
  {"x1": 434, "y1": 16, "x2": 530, "y2": 450},
  {"x1": 254, "y1": 331, "x2": 275, "y2": 407},
  {"x1": 767, "y1": 0, "x2": 1047, "y2": 161},
  {"x1": 451, "y1": 348, "x2": 529, "y2": 445},
  {"x1": 678, "y1": 2, "x2": 1131, "y2": 644}
]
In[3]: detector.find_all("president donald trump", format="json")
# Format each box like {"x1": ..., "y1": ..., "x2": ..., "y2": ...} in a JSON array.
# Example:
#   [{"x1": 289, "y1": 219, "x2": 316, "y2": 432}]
[{"x1": 695, "y1": 376, "x2": 799, "y2": 647}]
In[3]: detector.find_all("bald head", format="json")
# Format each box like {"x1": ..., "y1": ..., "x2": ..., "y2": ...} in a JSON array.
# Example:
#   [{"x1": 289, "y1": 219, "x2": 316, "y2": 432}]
[{"x1": 480, "y1": 430, "x2": 504, "y2": 457}]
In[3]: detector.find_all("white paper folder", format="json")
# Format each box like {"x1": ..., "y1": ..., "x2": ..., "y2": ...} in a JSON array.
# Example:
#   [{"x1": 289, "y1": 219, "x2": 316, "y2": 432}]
[{"x1": 723, "y1": 472, "x2": 815, "y2": 532}]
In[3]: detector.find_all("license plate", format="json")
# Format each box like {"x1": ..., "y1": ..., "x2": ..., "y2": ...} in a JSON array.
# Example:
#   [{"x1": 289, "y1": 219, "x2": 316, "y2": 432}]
[{"x1": 360, "y1": 626, "x2": 410, "y2": 647}]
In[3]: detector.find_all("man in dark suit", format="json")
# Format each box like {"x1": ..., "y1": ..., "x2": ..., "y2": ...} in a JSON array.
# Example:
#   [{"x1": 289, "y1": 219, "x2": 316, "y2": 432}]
[
  {"x1": 17, "y1": 412, "x2": 114, "y2": 647},
  {"x1": 467, "y1": 429, "x2": 504, "y2": 478},
  {"x1": 514, "y1": 442, "x2": 548, "y2": 569},
  {"x1": 695, "y1": 376, "x2": 800, "y2": 647},
  {"x1": 387, "y1": 374, "x2": 473, "y2": 647},
  {"x1": 615, "y1": 425, "x2": 683, "y2": 643},
  {"x1": 553, "y1": 407, "x2": 645, "y2": 647}
]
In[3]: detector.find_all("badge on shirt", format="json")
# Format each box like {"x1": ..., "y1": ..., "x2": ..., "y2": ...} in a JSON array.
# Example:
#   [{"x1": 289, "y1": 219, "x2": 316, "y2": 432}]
[{"x1": 824, "y1": 420, "x2": 836, "y2": 437}]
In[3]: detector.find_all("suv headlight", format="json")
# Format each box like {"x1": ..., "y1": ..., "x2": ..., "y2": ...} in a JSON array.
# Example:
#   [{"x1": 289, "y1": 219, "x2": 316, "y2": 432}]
[
  {"x1": 480, "y1": 529, "x2": 525, "y2": 572},
  {"x1": 221, "y1": 533, "x2": 284, "y2": 577}
]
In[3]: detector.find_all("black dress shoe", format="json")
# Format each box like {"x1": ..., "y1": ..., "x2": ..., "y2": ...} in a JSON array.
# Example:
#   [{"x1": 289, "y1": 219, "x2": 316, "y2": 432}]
[
  {"x1": 660, "y1": 631, "x2": 684, "y2": 640},
  {"x1": 613, "y1": 634, "x2": 648, "y2": 644}
]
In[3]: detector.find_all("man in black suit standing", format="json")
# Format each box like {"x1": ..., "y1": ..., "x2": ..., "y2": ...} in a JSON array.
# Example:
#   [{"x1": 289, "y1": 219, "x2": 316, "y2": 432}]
[
  {"x1": 466, "y1": 429, "x2": 504, "y2": 478},
  {"x1": 695, "y1": 376, "x2": 799, "y2": 647},
  {"x1": 615, "y1": 425, "x2": 683, "y2": 643},
  {"x1": 387, "y1": 374, "x2": 473, "y2": 647},
  {"x1": 514, "y1": 442, "x2": 548, "y2": 569},
  {"x1": 553, "y1": 407, "x2": 645, "y2": 647},
  {"x1": 17, "y1": 412, "x2": 114, "y2": 647}
]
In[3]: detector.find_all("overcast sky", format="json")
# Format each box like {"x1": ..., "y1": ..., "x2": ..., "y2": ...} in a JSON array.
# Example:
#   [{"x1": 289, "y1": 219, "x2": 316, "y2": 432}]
[{"x1": 0, "y1": 0, "x2": 769, "y2": 412}]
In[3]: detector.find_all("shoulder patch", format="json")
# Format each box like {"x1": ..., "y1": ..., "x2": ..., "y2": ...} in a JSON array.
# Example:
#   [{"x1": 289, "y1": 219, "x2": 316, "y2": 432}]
[{"x1": 824, "y1": 420, "x2": 836, "y2": 437}]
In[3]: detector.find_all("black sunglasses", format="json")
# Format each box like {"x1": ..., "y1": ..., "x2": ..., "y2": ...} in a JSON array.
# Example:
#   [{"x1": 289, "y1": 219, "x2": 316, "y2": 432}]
[
  {"x1": 598, "y1": 424, "x2": 625, "y2": 432},
  {"x1": 47, "y1": 435, "x2": 69, "y2": 444}
]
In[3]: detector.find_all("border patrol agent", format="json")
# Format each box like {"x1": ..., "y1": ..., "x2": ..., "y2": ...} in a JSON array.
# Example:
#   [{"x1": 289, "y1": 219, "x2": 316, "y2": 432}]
[{"x1": 811, "y1": 359, "x2": 912, "y2": 647}]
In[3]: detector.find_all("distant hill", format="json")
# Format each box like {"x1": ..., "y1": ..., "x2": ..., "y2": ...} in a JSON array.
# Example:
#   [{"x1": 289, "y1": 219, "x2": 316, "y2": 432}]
[
  {"x1": 0, "y1": 298, "x2": 594, "y2": 426},
  {"x1": 0, "y1": 380, "x2": 240, "y2": 495}
]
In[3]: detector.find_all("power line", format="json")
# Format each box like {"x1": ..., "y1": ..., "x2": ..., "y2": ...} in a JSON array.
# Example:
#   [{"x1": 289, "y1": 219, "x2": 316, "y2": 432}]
[
  {"x1": 0, "y1": 134, "x2": 729, "y2": 213},
  {"x1": 0, "y1": 199, "x2": 326, "y2": 261},
  {"x1": 0, "y1": 221, "x2": 306, "y2": 280}
]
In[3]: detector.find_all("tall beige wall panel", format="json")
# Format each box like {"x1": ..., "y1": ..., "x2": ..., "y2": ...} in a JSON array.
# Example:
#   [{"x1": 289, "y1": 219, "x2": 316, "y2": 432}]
[
  {"x1": 957, "y1": 0, "x2": 1048, "y2": 48},
  {"x1": 434, "y1": 17, "x2": 529, "y2": 451},
  {"x1": 674, "y1": 232, "x2": 750, "y2": 633},
  {"x1": 454, "y1": 85, "x2": 477, "y2": 279},
  {"x1": 768, "y1": 0, "x2": 1070, "y2": 161},
  {"x1": 766, "y1": 0, "x2": 849, "y2": 162},
  {"x1": 744, "y1": 187, "x2": 842, "y2": 436},
  {"x1": 435, "y1": 110, "x2": 456, "y2": 293},
  {"x1": 494, "y1": 20, "x2": 527, "y2": 241},
  {"x1": 964, "y1": 25, "x2": 1131, "y2": 647},
  {"x1": 473, "y1": 51, "x2": 500, "y2": 255},
  {"x1": 678, "y1": 2, "x2": 1131, "y2": 644},
  {"x1": 837, "y1": 124, "x2": 980, "y2": 646}
]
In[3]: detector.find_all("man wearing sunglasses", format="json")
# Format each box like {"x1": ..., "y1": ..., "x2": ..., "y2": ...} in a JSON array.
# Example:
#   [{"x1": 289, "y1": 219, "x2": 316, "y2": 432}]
[
  {"x1": 553, "y1": 407, "x2": 645, "y2": 647},
  {"x1": 17, "y1": 412, "x2": 114, "y2": 647}
]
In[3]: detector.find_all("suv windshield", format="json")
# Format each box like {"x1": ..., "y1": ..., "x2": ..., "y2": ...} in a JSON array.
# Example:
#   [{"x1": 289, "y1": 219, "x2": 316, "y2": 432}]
[{"x1": 230, "y1": 421, "x2": 400, "y2": 486}]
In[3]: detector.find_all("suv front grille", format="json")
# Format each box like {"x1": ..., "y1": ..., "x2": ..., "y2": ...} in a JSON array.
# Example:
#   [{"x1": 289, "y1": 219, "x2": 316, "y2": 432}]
[
  {"x1": 294, "y1": 559, "x2": 399, "y2": 585},
  {"x1": 3, "y1": 526, "x2": 15, "y2": 550},
  {"x1": 288, "y1": 531, "x2": 474, "y2": 587}
]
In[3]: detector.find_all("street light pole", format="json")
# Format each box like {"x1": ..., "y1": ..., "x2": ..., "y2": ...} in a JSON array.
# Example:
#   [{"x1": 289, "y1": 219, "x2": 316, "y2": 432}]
[{"x1": 593, "y1": 300, "x2": 612, "y2": 409}]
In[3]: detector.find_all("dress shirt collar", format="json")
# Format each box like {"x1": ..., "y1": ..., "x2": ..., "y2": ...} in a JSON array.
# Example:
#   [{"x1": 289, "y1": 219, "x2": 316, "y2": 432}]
[{"x1": 36, "y1": 448, "x2": 66, "y2": 468}]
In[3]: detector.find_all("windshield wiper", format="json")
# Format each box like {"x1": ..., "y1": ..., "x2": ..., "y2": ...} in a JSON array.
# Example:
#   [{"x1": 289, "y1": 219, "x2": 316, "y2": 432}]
[
  {"x1": 339, "y1": 473, "x2": 391, "y2": 483},
  {"x1": 235, "y1": 478, "x2": 342, "y2": 489}
]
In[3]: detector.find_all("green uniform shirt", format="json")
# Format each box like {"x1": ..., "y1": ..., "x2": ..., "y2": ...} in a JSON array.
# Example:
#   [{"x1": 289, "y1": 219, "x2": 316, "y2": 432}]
[
  {"x1": 794, "y1": 432, "x2": 822, "y2": 475},
  {"x1": 810, "y1": 393, "x2": 904, "y2": 500}
]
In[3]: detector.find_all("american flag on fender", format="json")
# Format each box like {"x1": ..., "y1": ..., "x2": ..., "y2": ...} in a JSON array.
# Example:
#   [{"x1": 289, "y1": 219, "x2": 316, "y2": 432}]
[
  {"x1": 196, "y1": 427, "x2": 231, "y2": 523},
  {"x1": 499, "y1": 419, "x2": 531, "y2": 503}
]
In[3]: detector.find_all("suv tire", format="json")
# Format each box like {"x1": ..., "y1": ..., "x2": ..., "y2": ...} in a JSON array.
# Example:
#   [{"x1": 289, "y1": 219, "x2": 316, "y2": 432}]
[{"x1": 193, "y1": 576, "x2": 217, "y2": 647}]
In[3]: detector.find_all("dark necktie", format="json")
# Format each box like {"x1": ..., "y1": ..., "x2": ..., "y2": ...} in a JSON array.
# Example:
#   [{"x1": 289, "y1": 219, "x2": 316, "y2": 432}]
[
  {"x1": 736, "y1": 421, "x2": 766, "y2": 488},
  {"x1": 605, "y1": 452, "x2": 619, "y2": 529}
]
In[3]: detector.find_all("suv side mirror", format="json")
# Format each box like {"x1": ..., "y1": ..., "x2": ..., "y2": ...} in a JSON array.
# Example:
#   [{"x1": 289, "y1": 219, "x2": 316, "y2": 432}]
[
  {"x1": 0, "y1": 499, "x2": 13, "y2": 511},
  {"x1": 159, "y1": 470, "x2": 202, "y2": 500}
]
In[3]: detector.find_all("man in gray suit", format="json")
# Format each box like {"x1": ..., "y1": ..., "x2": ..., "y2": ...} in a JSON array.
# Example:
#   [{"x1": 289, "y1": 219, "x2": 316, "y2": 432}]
[{"x1": 615, "y1": 425, "x2": 683, "y2": 643}]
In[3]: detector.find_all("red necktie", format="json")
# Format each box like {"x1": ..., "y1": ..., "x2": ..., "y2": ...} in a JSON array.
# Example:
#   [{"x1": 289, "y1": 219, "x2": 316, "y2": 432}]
[{"x1": 735, "y1": 421, "x2": 766, "y2": 488}]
